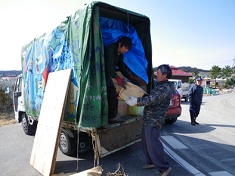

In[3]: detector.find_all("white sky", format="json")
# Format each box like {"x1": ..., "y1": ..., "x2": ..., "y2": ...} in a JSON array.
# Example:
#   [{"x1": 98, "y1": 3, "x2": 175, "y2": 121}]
[{"x1": 1, "y1": 0, "x2": 235, "y2": 70}]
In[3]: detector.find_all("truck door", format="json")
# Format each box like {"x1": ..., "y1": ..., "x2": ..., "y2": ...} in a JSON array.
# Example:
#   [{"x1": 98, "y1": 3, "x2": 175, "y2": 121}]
[{"x1": 13, "y1": 76, "x2": 23, "y2": 122}]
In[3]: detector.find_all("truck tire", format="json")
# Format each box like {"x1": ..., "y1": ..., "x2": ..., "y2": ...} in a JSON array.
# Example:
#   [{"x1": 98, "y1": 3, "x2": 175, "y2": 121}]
[
  {"x1": 21, "y1": 113, "x2": 37, "y2": 135},
  {"x1": 165, "y1": 118, "x2": 177, "y2": 124},
  {"x1": 59, "y1": 128, "x2": 76, "y2": 156}
]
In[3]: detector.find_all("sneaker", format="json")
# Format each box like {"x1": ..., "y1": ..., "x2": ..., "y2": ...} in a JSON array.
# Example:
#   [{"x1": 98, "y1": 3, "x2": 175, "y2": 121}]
[{"x1": 159, "y1": 167, "x2": 172, "y2": 176}]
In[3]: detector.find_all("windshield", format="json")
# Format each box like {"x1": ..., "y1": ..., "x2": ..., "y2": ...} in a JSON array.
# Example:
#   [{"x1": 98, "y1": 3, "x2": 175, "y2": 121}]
[{"x1": 170, "y1": 81, "x2": 177, "y2": 89}]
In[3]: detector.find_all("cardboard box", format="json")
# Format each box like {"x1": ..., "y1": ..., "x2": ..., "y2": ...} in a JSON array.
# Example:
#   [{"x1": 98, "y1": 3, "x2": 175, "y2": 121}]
[
  {"x1": 112, "y1": 71, "x2": 148, "y2": 95},
  {"x1": 118, "y1": 100, "x2": 128, "y2": 117},
  {"x1": 112, "y1": 72, "x2": 124, "y2": 93},
  {"x1": 119, "y1": 82, "x2": 147, "y2": 101}
]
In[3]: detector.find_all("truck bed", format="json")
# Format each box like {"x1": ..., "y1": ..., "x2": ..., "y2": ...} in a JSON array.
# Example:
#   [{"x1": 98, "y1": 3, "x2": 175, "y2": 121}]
[{"x1": 62, "y1": 115, "x2": 143, "y2": 158}]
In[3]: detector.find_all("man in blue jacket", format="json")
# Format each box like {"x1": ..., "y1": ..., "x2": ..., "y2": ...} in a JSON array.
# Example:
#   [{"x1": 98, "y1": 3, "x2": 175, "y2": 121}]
[{"x1": 188, "y1": 77, "x2": 203, "y2": 125}]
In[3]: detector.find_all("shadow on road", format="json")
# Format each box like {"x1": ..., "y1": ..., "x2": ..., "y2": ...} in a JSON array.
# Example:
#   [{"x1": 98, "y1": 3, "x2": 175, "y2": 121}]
[{"x1": 163, "y1": 120, "x2": 217, "y2": 134}]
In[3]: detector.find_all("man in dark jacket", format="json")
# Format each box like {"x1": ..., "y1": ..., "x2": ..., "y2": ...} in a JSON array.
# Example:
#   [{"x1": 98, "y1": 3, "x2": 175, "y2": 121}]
[
  {"x1": 188, "y1": 77, "x2": 203, "y2": 125},
  {"x1": 126, "y1": 64, "x2": 174, "y2": 176},
  {"x1": 104, "y1": 36, "x2": 139, "y2": 123}
]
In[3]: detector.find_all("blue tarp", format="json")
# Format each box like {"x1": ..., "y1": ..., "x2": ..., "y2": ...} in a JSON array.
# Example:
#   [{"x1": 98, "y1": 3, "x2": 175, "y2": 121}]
[{"x1": 100, "y1": 17, "x2": 148, "y2": 83}]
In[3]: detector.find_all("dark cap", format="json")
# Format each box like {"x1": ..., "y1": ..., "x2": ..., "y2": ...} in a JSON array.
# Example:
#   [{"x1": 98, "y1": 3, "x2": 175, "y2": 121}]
[{"x1": 196, "y1": 77, "x2": 202, "y2": 81}]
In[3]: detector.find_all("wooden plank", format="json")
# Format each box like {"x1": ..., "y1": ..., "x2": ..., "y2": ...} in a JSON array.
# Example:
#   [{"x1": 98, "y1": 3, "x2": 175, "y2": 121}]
[
  {"x1": 51, "y1": 166, "x2": 102, "y2": 176},
  {"x1": 71, "y1": 166, "x2": 102, "y2": 176},
  {"x1": 30, "y1": 69, "x2": 72, "y2": 176}
]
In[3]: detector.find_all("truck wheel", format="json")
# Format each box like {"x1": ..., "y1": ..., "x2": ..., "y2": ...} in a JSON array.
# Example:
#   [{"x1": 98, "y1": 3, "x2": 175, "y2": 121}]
[
  {"x1": 165, "y1": 118, "x2": 177, "y2": 124},
  {"x1": 21, "y1": 113, "x2": 37, "y2": 135},
  {"x1": 59, "y1": 128, "x2": 76, "y2": 156}
]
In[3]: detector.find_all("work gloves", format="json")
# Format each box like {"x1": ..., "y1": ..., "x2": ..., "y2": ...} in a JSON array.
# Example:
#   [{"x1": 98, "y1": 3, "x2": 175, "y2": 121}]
[
  {"x1": 116, "y1": 76, "x2": 140, "y2": 88},
  {"x1": 129, "y1": 76, "x2": 140, "y2": 86},
  {"x1": 125, "y1": 96, "x2": 137, "y2": 106},
  {"x1": 116, "y1": 76, "x2": 126, "y2": 88}
]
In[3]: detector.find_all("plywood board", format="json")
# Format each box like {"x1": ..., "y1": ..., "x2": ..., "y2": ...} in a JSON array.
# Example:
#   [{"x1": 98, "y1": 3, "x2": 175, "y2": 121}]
[
  {"x1": 30, "y1": 69, "x2": 72, "y2": 176},
  {"x1": 119, "y1": 82, "x2": 147, "y2": 101},
  {"x1": 51, "y1": 166, "x2": 102, "y2": 176}
]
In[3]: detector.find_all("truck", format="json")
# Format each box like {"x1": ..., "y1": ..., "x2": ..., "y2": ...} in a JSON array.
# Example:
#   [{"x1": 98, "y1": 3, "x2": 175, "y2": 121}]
[
  {"x1": 169, "y1": 79, "x2": 190, "y2": 102},
  {"x1": 13, "y1": 1, "x2": 154, "y2": 160}
]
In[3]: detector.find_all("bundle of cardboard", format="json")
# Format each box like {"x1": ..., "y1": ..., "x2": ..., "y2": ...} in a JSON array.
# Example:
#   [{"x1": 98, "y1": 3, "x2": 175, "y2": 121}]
[{"x1": 119, "y1": 82, "x2": 146, "y2": 101}]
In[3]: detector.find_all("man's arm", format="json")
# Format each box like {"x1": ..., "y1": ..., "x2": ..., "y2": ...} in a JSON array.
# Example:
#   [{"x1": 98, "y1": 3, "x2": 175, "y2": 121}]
[
  {"x1": 188, "y1": 85, "x2": 194, "y2": 103},
  {"x1": 137, "y1": 86, "x2": 167, "y2": 106},
  {"x1": 117, "y1": 58, "x2": 131, "y2": 79},
  {"x1": 117, "y1": 57, "x2": 140, "y2": 86}
]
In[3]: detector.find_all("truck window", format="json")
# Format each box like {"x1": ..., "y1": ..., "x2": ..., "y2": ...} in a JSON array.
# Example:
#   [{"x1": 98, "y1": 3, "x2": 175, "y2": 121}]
[
  {"x1": 178, "y1": 81, "x2": 182, "y2": 88},
  {"x1": 14, "y1": 77, "x2": 22, "y2": 92},
  {"x1": 170, "y1": 81, "x2": 177, "y2": 89}
]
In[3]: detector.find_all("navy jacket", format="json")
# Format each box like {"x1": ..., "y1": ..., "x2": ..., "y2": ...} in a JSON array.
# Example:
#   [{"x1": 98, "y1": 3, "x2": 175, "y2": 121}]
[{"x1": 188, "y1": 84, "x2": 203, "y2": 105}]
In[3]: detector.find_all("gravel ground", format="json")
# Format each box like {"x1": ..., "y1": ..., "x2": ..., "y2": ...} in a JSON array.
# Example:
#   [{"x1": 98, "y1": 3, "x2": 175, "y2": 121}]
[{"x1": 0, "y1": 108, "x2": 15, "y2": 127}]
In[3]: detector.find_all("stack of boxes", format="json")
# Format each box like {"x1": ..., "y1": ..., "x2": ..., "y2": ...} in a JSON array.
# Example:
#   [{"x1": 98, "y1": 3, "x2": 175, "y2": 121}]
[{"x1": 112, "y1": 72, "x2": 147, "y2": 117}]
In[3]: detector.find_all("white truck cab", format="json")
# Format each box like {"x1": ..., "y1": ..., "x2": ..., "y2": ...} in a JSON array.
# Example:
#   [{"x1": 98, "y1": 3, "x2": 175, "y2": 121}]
[
  {"x1": 169, "y1": 79, "x2": 190, "y2": 102},
  {"x1": 13, "y1": 74, "x2": 24, "y2": 122},
  {"x1": 13, "y1": 74, "x2": 38, "y2": 134}
]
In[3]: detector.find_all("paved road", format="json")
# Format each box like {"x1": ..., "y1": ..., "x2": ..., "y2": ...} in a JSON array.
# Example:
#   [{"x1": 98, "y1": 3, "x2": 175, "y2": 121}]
[
  {"x1": 161, "y1": 93, "x2": 235, "y2": 176},
  {"x1": 0, "y1": 93, "x2": 235, "y2": 176}
]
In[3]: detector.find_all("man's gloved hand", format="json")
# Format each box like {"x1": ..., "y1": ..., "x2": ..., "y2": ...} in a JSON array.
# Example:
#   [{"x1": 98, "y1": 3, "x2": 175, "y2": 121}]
[
  {"x1": 116, "y1": 76, "x2": 126, "y2": 88},
  {"x1": 125, "y1": 96, "x2": 137, "y2": 106},
  {"x1": 129, "y1": 76, "x2": 140, "y2": 86}
]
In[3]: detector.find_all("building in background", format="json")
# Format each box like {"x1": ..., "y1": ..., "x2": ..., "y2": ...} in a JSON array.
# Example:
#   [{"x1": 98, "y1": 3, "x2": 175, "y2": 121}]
[{"x1": 170, "y1": 66, "x2": 192, "y2": 83}]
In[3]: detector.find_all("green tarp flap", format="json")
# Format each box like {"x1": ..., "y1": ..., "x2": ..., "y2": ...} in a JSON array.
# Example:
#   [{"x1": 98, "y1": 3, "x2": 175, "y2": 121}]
[
  {"x1": 76, "y1": 5, "x2": 108, "y2": 127},
  {"x1": 21, "y1": 2, "x2": 108, "y2": 127}
]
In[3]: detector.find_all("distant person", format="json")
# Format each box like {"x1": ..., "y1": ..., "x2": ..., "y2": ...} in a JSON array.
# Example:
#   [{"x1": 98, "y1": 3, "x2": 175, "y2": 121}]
[
  {"x1": 188, "y1": 77, "x2": 203, "y2": 125},
  {"x1": 104, "y1": 36, "x2": 139, "y2": 123},
  {"x1": 126, "y1": 64, "x2": 173, "y2": 176}
]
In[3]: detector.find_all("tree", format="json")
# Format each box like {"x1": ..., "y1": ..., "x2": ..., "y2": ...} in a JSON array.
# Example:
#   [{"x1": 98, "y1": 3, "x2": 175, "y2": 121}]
[
  {"x1": 192, "y1": 70, "x2": 199, "y2": 78},
  {"x1": 188, "y1": 77, "x2": 195, "y2": 84},
  {"x1": 223, "y1": 78, "x2": 235, "y2": 88},
  {"x1": 210, "y1": 65, "x2": 221, "y2": 88},
  {"x1": 221, "y1": 65, "x2": 235, "y2": 79},
  {"x1": 0, "y1": 84, "x2": 14, "y2": 110}
]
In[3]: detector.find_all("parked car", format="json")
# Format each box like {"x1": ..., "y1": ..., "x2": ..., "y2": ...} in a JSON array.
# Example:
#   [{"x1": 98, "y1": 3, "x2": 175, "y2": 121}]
[
  {"x1": 165, "y1": 88, "x2": 182, "y2": 124},
  {"x1": 154, "y1": 79, "x2": 181, "y2": 124}
]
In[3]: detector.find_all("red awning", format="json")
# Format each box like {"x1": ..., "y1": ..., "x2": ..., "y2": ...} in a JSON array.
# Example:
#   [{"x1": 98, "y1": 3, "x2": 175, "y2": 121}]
[
  {"x1": 154, "y1": 66, "x2": 192, "y2": 77},
  {"x1": 172, "y1": 69, "x2": 192, "y2": 76},
  {"x1": 170, "y1": 66, "x2": 192, "y2": 76}
]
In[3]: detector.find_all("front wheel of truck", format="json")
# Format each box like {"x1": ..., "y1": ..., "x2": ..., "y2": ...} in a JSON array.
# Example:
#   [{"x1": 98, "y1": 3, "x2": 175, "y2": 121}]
[
  {"x1": 21, "y1": 113, "x2": 37, "y2": 135},
  {"x1": 59, "y1": 128, "x2": 76, "y2": 156}
]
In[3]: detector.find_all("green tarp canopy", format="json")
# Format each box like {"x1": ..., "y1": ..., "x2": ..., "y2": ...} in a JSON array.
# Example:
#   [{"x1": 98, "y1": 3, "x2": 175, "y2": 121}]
[{"x1": 21, "y1": 1, "x2": 152, "y2": 127}]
